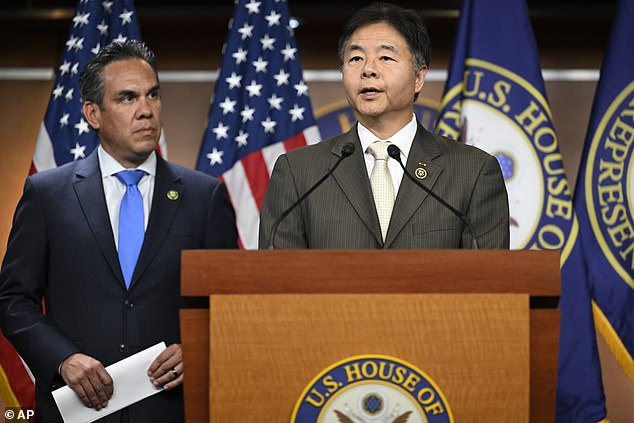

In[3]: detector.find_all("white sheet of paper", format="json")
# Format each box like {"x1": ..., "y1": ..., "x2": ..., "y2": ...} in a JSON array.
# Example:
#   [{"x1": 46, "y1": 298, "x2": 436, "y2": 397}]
[{"x1": 52, "y1": 342, "x2": 166, "y2": 423}]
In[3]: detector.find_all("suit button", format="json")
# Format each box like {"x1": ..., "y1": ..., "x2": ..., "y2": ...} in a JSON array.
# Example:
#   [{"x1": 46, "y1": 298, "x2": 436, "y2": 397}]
[
  {"x1": 119, "y1": 344, "x2": 125, "y2": 353},
  {"x1": 124, "y1": 300, "x2": 134, "y2": 309}
]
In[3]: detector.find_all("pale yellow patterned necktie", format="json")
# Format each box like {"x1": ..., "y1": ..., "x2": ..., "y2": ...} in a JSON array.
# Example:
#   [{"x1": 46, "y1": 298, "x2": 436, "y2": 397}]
[{"x1": 368, "y1": 141, "x2": 395, "y2": 241}]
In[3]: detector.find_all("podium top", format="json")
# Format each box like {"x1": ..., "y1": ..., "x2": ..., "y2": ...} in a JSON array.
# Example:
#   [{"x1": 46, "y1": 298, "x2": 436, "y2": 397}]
[{"x1": 181, "y1": 249, "x2": 560, "y2": 297}]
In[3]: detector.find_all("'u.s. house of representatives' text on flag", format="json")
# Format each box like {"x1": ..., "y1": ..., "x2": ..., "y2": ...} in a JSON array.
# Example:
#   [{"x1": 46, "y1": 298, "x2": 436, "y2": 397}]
[
  {"x1": 435, "y1": 0, "x2": 573, "y2": 251},
  {"x1": 0, "y1": 0, "x2": 147, "y2": 412},
  {"x1": 196, "y1": 0, "x2": 321, "y2": 249},
  {"x1": 557, "y1": 0, "x2": 634, "y2": 420}
]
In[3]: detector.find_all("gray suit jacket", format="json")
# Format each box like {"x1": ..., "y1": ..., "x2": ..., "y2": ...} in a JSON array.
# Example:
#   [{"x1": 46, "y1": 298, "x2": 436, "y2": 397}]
[{"x1": 259, "y1": 123, "x2": 509, "y2": 249}]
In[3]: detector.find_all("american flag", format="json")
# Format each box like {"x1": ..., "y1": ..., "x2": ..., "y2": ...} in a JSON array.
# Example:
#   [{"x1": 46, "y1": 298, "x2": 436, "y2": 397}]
[
  {"x1": 0, "y1": 0, "x2": 148, "y2": 412},
  {"x1": 31, "y1": 0, "x2": 167, "y2": 174},
  {"x1": 196, "y1": 0, "x2": 321, "y2": 249}
]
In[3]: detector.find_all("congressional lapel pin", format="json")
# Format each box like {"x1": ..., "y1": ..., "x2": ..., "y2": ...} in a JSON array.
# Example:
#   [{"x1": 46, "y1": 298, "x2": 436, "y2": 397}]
[
  {"x1": 166, "y1": 190, "x2": 179, "y2": 201},
  {"x1": 415, "y1": 162, "x2": 428, "y2": 180}
]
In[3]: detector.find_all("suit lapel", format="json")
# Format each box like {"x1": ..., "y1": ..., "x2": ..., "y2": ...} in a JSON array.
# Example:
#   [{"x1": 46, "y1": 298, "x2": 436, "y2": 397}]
[
  {"x1": 331, "y1": 129, "x2": 383, "y2": 245},
  {"x1": 385, "y1": 125, "x2": 444, "y2": 247},
  {"x1": 129, "y1": 156, "x2": 183, "y2": 289},
  {"x1": 73, "y1": 152, "x2": 124, "y2": 285}
]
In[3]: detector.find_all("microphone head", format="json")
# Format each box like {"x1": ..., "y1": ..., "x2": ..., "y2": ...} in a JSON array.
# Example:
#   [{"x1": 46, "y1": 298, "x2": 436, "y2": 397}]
[
  {"x1": 340, "y1": 142, "x2": 355, "y2": 157},
  {"x1": 387, "y1": 144, "x2": 401, "y2": 161}
]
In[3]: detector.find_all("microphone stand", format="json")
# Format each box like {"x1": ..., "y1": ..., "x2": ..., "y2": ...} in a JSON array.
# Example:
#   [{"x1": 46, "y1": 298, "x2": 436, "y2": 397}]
[{"x1": 268, "y1": 142, "x2": 356, "y2": 249}]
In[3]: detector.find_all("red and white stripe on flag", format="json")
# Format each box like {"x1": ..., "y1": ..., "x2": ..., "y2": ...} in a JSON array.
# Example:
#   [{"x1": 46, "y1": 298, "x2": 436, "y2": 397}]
[
  {"x1": 195, "y1": 0, "x2": 321, "y2": 249},
  {"x1": 222, "y1": 126, "x2": 320, "y2": 249}
]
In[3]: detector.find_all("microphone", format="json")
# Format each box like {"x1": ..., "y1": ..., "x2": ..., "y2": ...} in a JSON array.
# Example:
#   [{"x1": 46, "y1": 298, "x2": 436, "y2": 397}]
[
  {"x1": 387, "y1": 144, "x2": 479, "y2": 249},
  {"x1": 267, "y1": 142, "x2": 356, "y2": 249}
]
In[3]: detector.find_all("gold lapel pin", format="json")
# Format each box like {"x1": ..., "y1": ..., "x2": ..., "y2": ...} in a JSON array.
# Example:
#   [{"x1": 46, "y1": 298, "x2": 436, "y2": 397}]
[
  {"x1": 166, "y1": 190, "x2": 179, "y2": 201},
  {"x1": 415, "y1": 162, "x2": 428, "y2": 179},
  {"x1": 415, "y1": 167, "x2": 428, "y2": 180}
]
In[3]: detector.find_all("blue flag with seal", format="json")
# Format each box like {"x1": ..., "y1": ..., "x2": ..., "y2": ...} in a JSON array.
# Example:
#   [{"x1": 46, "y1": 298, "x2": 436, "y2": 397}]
[
  {"x1": 435, "y1": 0, "x2": 573, "y2": 251},
  {"x1": 557, "y1": 0, "x2": 634, "y2": 420}
]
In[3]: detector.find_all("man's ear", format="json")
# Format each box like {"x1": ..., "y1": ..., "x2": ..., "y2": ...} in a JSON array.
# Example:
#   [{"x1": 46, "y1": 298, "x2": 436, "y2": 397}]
[
  {"x1": 82, "y1": 101, "x2": 101, "y2": 130},
  {"x1": 414, "y1": 65, "x2": 428, "y2": 94}
]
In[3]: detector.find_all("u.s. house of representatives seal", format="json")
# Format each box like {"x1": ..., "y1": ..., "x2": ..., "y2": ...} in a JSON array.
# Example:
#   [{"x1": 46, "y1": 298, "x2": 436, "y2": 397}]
[
  {"x1": 291, "y1": 355, "x2": 454, "y2": 423},
  {"x1": 586, "y1": 81, "x2": 634, "y2": 289},
  {"x1": 437, "y1": 59, "x2": 573, "y2": 250}
]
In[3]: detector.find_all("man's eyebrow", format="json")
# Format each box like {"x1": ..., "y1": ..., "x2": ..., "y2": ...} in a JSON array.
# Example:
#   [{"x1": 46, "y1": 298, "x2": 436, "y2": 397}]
[
  {"x1": 115, "y1": 89, "x2": 138, "y2": 98},
  {"x1": 378, "y1": 44, "x2": 398, "y2": 53},
  {"x1": 115, "y1": 84, "x2": 160, "y2": 97},
  {"x1": 346, "y1": 43, "x2": 398, "y2": 53}
]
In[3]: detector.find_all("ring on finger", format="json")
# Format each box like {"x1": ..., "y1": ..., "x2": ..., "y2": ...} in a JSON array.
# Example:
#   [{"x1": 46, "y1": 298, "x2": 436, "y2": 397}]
[{"x1": 171, "y1": 368, "x2": 179, "y2": 378}]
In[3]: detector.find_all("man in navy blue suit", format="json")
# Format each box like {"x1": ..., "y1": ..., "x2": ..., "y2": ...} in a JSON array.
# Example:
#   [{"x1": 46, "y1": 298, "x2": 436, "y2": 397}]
[{"x1": 0, "y1": 41, "x2": 238, "y2": 422}]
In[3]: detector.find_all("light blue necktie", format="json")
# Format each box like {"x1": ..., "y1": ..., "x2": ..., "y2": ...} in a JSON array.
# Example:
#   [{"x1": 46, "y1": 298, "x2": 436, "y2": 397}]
[{"x1": 115, "y1": 170, "x2": 146, "y2": 289}]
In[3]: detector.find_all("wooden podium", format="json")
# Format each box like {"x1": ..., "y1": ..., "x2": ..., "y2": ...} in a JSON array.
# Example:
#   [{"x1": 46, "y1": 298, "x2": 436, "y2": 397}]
[{"x1": 180, "y1": 250, "x2": 560, "y2": 422}]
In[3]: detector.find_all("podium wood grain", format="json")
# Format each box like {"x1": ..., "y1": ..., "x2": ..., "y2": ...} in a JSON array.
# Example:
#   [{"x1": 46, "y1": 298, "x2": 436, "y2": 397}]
[
  {"x1": 211, "y1": 294, "x2": 528, "y2": 422},
  {"x1": 180, "y1": 250, "x2": 560, "y2": 422}
]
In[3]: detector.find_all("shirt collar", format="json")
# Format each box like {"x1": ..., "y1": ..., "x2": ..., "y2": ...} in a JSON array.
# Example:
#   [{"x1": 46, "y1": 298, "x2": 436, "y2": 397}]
[
  {"x1": 98, "y1": 145, "x2": 157, "y2": 178},
  {"x1": 357, "y1": 114, "x2": 417, "y2": 159}
]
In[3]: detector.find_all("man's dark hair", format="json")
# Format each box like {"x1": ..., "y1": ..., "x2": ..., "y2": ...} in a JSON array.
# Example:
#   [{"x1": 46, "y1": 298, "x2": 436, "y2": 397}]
[
  {"x1": 338, "y1": 2, "x2": 431, "y2": 71},
  {"x1": 79, "y1": 40, "x2": 158, "y2": 107}
]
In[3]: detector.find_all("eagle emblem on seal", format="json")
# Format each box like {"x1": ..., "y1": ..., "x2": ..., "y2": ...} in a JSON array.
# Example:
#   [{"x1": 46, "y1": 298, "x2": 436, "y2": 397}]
[{"x1": 334, "y1": 409, "x2": 412, "y2": 423}]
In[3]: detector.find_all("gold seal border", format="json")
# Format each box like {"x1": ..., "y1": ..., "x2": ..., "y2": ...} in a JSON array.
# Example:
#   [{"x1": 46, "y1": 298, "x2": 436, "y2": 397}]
[
  {"x1": 289, "y1": 354, "x2": 455, "y2": 423},
  {"x1": 585, "y1": 80, "x2": 634, "y2": 289}
]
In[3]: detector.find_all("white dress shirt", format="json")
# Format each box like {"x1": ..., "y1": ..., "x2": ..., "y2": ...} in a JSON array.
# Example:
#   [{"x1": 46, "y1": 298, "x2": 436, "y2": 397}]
[
  {"x1": 98, "y1": 146, "x2": 156, "y2": 250},
  {"x1": 358, "y1": 114, "x2": 418, "y2": 196}
]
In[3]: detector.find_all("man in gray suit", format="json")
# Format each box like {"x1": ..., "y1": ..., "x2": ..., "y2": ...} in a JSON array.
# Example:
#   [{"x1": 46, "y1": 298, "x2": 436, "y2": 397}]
[{"x1": 259, "y1": 2, "x2": 509, "y2": 249}]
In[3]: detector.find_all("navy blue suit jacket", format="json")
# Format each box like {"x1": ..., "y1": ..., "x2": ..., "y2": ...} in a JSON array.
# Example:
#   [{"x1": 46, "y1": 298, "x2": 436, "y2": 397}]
[{"x1": 0, "y1": 150, "x2": 238, "y2": 422}]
